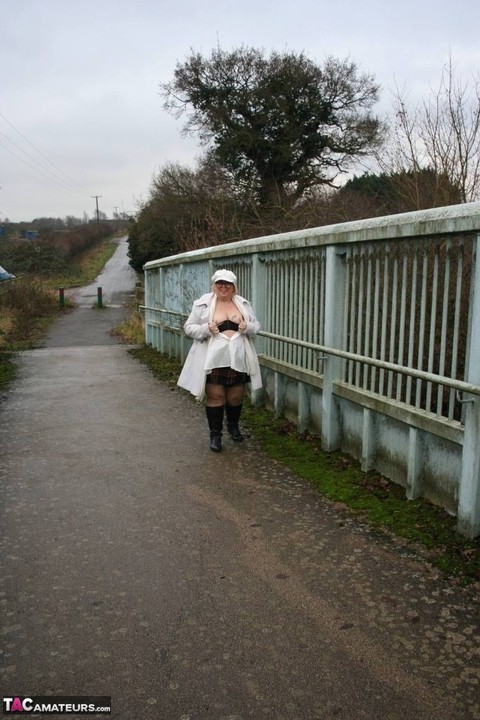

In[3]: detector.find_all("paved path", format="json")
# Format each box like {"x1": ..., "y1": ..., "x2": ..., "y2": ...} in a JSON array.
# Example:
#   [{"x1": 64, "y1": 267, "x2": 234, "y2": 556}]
[{"x1": 1, "y1": 242, "x2": 479, "y2": 719}]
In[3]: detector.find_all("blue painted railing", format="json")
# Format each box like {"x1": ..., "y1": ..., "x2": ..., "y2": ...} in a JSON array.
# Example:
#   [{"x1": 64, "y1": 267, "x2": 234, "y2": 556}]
[{"x1": 144, "y1": 202, "x2": 480, "y2": 538}]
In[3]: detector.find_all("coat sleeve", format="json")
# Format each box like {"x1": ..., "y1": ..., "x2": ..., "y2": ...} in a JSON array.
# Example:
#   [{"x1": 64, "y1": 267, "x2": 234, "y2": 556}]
[
  {"x1": 242, "y1": 301, "x2": 261, "y2": 337},
  {"x1": 184, "y1": 301, "x2": 211, "y2": 341}
]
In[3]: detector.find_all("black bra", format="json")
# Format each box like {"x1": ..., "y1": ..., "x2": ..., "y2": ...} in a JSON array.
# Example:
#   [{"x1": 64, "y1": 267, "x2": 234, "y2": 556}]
[{"x1": 217, "y1": 319, "x2": 239, "y2": 332}]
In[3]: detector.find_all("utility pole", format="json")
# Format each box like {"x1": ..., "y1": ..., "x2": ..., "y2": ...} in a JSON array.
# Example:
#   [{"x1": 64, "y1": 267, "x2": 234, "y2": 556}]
[{"x1": 91, "y1": 195, "x2": 102, "y2": 224}]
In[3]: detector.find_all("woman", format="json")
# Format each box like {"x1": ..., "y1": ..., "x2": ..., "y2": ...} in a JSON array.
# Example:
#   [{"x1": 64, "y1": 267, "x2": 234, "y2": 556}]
[{"x1": 177, "y1": 269, "x2": 262, "y2": 452}]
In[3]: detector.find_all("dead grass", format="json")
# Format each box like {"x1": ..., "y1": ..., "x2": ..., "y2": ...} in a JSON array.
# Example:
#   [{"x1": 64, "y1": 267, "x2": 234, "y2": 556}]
[
  {"x1": 0, "y1": 277, "x2": 58, "y2": 349},
  {"x1": 111, "y1": 308, "x2": 145, "y2": 344}
]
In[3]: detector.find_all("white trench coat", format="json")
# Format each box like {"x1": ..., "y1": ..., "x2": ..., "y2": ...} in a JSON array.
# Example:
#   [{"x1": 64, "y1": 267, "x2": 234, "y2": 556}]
[{"x1": 177, "y1": 292, "x2": 262, "y2": 400}]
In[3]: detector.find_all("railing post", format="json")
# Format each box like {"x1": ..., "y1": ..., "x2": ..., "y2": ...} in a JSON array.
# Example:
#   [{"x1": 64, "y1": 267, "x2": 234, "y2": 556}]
[
  {"x1": 361, "y1": 408, "x2": 375, "y2": 472},
  {"x1": 250, "y1": 254, "x2": 267, "y2": 406},
  {"x1": 458, "y1": 234, "x2": 480, "y2": 538},
  {"x1": 178, "y1": 263, "x2": 189, "y2": 362},
  {"x1": 322, "y1": 245, "x2": 347, "y2": 451},
  {"x1": 251, "y1": 254, "x2": 266, "y2": 356},
  {"x1": 406, "y1": 427, "x2": 423, "y2": 500},
  {"x1": 144, "y1": 267, "x2": 153, "y2": 346},
  {"x1": 159, "y1": 266, "x2": 165, "y2": 353},
  {"x1": 298, "y1": 382, "x2": 310, "y2": 434}
]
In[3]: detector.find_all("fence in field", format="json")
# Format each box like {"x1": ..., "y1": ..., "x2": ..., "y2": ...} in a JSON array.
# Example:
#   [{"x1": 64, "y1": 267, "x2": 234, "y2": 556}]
[{"x1": 143, "y1": 202, "x2": 480, "y2": 538}]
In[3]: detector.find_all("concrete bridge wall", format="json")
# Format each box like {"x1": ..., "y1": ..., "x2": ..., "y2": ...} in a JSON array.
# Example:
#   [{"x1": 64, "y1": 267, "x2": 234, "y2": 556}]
[{"x1": 143, "y1": 202, "x2": 480, "y2": 538}]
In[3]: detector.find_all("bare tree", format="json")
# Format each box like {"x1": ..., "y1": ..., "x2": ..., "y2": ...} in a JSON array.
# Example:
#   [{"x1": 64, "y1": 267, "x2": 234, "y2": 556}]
[{"x1": 380, "y1": 57, "x2": 480, "y2": 206}]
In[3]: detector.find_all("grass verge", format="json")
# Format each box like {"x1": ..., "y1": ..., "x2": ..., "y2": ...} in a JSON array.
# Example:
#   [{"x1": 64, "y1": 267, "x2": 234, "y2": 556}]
[
  {"x1": 47, "y1": 237, "x2": 118, "y2": 289},
  {"x1": 0, "y1": 351, "x2": 16, "y2": 390},
  {"x1": 127, "y1": 345, "x2": 480, "y2": 585},
  {"x1": 111, "y1": 309, "x2": 145, "y2": 345},
  {"x1": 0, "y1": 237, "x2": 119, "y2": 392}
]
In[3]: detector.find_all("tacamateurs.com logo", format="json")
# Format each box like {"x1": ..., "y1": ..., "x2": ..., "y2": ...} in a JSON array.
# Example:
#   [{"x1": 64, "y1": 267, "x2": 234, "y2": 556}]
[{"x1": 2, "y1": 696, "x2": 111, "y2": 714}]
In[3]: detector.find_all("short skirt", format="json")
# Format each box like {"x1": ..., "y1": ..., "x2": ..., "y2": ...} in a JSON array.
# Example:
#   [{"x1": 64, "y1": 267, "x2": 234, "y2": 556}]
[{"x1": 206, "y1": 366, "x2": 251, "y2": 386}]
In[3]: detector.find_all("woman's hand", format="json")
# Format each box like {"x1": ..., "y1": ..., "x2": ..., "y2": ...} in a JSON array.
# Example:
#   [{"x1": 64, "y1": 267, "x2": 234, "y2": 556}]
[
  {"x1": 239, "y1": 320, "x2": 247, "y2": 333},
  {"x1": 208, "y1": 321, "x2": 219, "y2": 335}
]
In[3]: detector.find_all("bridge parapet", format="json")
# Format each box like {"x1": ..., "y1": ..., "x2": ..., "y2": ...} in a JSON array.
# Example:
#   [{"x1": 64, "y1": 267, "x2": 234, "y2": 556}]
[{"x1": 144, "y1": 202, "x2": 480, "y2": 538}]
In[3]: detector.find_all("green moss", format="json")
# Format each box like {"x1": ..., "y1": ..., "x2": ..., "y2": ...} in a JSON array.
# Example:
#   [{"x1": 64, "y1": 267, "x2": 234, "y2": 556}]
[
  {"x1": 0, "y1": 352, "x2": 16, "y2": 391},
  {"x1": 242, "y1": 404, "x2": 480, "y2": 583},
  {"x1": 128, "y1": 346, "x2": 182, "y2": 383},
  {"x1": 128, "y1": 347, "x2": 480, "y2": 584}
]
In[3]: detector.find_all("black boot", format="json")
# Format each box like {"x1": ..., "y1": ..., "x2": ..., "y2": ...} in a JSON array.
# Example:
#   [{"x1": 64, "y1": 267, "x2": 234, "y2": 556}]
[
  {"x1": 206, "y1": 405, "x2": 224, "y2": 452},
  {"x1": 226, "y1": 403, "x2": 244, "y2": 442}
]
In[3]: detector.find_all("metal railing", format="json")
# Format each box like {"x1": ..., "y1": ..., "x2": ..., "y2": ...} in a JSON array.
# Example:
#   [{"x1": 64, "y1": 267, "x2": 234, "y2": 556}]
[{"x1": 143, "y1": 202, "x2": 480, "y2": 538}]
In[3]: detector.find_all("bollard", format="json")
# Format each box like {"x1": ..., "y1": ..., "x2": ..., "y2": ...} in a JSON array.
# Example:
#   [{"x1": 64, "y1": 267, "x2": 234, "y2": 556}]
[
  {"x1": 59, "y1": 287, "x2": 65, "y2": 309},
  {"x1": 97, "y1": 287, "x2": 103, "y2": 309}
]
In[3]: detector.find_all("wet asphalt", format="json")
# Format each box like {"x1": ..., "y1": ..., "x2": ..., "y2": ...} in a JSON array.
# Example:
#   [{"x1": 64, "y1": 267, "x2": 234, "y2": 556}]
[{"x1": 0, "y1": 241, "x2": 479, "y2": 720}]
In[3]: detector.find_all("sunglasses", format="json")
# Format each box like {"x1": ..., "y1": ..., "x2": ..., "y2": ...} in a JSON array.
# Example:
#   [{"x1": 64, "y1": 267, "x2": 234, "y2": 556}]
[{"x1": 215, "y1": 281, "x2": 234, "y2": 287}]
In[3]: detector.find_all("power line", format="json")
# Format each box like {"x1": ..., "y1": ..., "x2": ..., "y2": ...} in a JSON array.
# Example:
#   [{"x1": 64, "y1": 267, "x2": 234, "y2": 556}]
[
  {"x1": 0, "y1": 140, "x2": 84, "y2": 194},
  {"x1": 0, "y1": 132, "x2": 83, "y2": 194},
  {"x1": 0, "y1": 111, "x2": 86, "y2": 193}
]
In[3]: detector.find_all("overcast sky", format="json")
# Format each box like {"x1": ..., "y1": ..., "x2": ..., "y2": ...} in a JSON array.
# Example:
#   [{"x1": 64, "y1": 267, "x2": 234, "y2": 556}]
[{"x1": 1, "y1": 0, "x2": 479, "y2": 223}]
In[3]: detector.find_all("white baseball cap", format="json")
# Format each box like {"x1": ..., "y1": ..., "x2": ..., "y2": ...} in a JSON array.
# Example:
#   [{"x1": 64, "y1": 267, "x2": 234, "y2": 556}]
[{"x1": 211, "y1": 269, "x2": 237, "y2": 285}]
